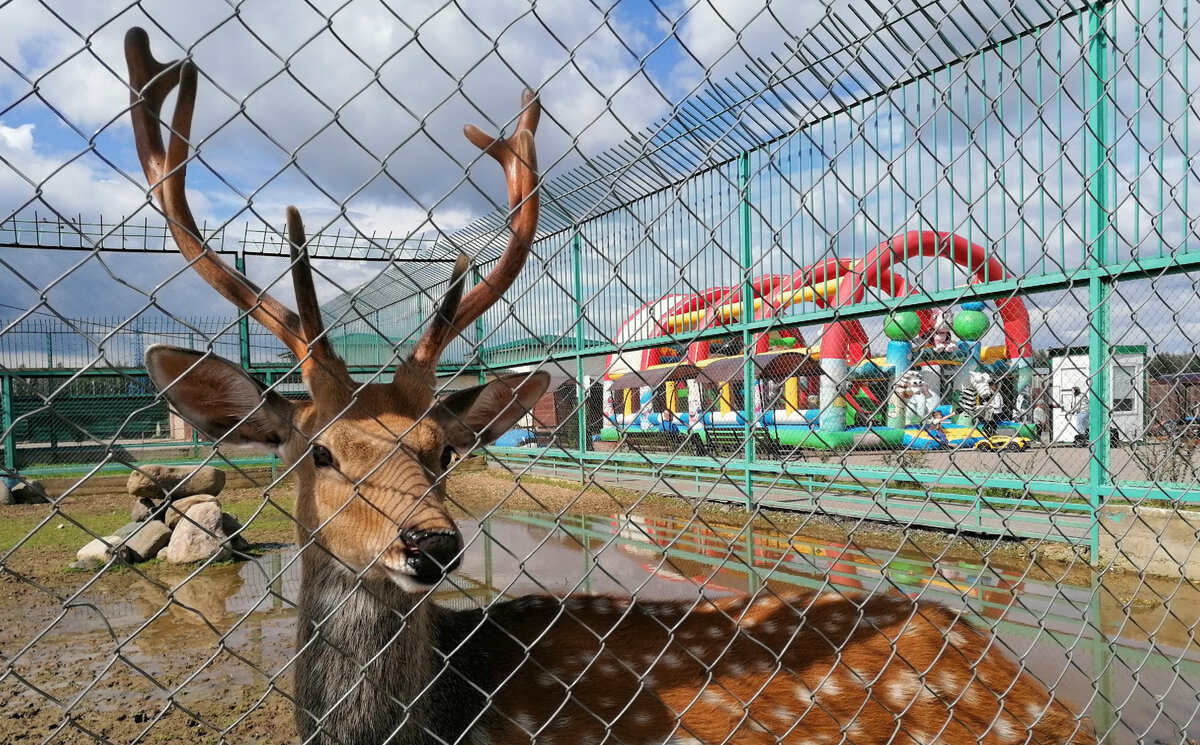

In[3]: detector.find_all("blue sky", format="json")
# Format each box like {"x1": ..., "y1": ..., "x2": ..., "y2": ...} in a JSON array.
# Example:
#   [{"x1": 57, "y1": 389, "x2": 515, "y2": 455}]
[
  {"x1": 0, "y1": 0, "x2": 823, "y2": 324},
  {"x1": 0, "y1": 0, "x2": 1197, "y2": 369}
]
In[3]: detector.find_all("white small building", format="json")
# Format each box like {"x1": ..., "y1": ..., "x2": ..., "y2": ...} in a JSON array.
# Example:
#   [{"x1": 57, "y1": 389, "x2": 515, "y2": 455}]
[{"x1": 1048, "y1": 346, "x2": 1146, "y2": 443}]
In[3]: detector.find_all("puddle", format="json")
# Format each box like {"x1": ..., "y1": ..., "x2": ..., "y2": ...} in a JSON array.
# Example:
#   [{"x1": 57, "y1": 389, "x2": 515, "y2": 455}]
[{"x1": 13, "y1": 512, "x2": 1199, "y2": 743}]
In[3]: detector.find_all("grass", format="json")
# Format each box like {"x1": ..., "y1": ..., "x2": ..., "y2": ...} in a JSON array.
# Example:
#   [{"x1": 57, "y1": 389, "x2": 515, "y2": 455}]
[
  {"x1": 0, "y1": 489, "x2": 299, "y2": 559},
  {"x1": 0, "y1": 504, "x2": 129, "y2": 555},
  {"x1": 15, "y1": 456, "x2": 278, "y2": 480},
  {"x1": 221, "y1": 494, "x2": 299, "y2": 543}
]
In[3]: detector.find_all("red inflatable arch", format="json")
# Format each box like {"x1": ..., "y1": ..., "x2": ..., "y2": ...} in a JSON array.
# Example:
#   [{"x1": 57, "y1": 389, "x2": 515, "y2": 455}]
[{"x1": 818, "y1": 231, "x2": 1033, "y2": 365}]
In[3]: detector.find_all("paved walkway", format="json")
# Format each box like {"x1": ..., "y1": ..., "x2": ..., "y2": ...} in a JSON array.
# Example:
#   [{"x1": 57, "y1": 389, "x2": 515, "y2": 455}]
[{"x1": 502, "y1": 458, "x2": 1096, "y2": 545}]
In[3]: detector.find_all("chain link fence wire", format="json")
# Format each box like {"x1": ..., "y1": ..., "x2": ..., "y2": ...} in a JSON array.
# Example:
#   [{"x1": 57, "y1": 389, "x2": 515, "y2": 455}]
[{"x1": 1, "y1": 0, "x2": 1198, "y2": 743}]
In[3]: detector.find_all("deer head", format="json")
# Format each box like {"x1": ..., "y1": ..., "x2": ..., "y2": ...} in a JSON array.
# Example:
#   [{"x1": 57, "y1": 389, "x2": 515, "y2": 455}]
[{"x1": 124, "y1": 27, "x2": 548, "y2": 591}]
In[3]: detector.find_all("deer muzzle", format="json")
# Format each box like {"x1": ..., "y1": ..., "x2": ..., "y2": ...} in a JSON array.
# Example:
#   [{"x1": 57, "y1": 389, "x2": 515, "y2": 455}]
[{"x1": 393, "y1": 527, "x2": 463, "y2": 586}]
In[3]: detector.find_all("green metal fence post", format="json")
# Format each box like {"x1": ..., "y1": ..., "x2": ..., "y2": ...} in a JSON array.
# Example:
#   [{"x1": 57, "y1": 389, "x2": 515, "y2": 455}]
[
  {"x1": 573, "y1": 230, "x2": 588, "y2": 469},
  {"x1": 744, "y1": 522, "x2": 760, "y2": 593},
  {"x1": 738, "y1": 151, "x2": 755, "y2": 509},
  {"x1": 235, "y1": 252, "x2": 252, "y2": 369},
  {"x1": 1083, "y1": 2, "x2": 1114, "y2": 562},
  {"x1": 264, "y1": 370, "x2": 277, "y2": 478},
  {"x1": 1, "y1": 372, "x2": 14, "y2": 472},
  {"x1": 483, "y1": 515, "x2": 495, "y2": 602},
  {"x1": 1088, "y1": 574, "x2": 1117, "y2": 738},
  {"x1": 473, "y1": 266, "x2": 487, "y2": 387}
]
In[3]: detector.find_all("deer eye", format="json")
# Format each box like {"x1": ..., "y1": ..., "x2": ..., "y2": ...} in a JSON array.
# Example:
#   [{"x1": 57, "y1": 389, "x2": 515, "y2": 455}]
[
  {"x1": 440, "y1": 447, "x2": 455, "y2": 471},
  {"x1": 312, "y1": 445, "x2": 335, "y2": 468}
]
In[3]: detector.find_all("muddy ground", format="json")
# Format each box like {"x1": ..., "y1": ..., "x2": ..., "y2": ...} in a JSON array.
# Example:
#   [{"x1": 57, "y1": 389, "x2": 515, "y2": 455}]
[{"x1": 0, "y1": 467, "x2": 1148, "y2": 743}]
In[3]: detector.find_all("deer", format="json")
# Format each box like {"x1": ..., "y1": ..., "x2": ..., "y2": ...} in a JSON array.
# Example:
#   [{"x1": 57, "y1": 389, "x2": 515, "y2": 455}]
[{"x1": 123, "y1": 27, "x2": 1096, "y2": 745}]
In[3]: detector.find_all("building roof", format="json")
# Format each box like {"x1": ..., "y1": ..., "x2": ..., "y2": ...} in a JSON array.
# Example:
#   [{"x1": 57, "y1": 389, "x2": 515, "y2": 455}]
[{"x1": 1154, "y1": 372, "x2": 1200, "y2": 385}]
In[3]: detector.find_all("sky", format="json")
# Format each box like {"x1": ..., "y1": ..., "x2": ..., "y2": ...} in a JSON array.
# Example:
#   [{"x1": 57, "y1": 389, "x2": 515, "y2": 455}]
[
  {"x1": 0, "y1": 0, "x2": 1197, "y2": 370},
  {"x1": 0, "y1": 0, "x2": 824, "y2": 338}
]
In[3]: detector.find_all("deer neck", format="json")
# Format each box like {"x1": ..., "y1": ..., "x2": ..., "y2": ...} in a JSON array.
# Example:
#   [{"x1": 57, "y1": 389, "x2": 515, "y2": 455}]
[{"x1": 294, "y1": 546, "x2": 443, "y2": 745}]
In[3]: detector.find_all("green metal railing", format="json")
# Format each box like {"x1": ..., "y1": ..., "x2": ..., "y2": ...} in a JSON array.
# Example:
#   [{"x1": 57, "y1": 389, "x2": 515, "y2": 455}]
[
  {"x1": 0, "y1": 1, "x2": 1194, "y2": 547},
  {"x1": 464, "y1": 0, "x2": 1200, "y2": 556},
  {"x1": 0, "y1": 362, "x2": 477, "y2": 476}
]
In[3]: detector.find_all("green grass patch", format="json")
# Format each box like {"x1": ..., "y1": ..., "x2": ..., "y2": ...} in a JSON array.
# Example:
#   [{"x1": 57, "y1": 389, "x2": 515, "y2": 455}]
[
  {"x1": 0, "y1": 505, "x2": 129, "y2": 555},
  {"x1": 0, "y1": 494, "x2": 299, "y2": 556},
  {"x1": 222, "y1": 495, "x2": 298, "y2": 543}
]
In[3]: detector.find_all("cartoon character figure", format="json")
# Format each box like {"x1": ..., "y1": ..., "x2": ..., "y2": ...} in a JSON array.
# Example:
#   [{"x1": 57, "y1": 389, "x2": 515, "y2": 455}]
[
  {"x1": 928, "y1": 308, "x2": 955, "y2": 353},
  {"x1": 638, "y1": 387, "x2": 654, "y2": 431}
]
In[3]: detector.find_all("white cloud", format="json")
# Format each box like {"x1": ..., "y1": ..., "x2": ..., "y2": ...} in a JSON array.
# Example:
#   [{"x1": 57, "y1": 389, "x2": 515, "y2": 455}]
[
  {"x1": 0, "y1": 119, "x2": 146, "y2": 218},
  {"x1": 0, "y1": 0, "x2": 679, "y2": 220},
  {"x1": 0, "y1": 0, "x2": 1196, "y2": 365},
  {"x1": 0, "y1": 122, "x2": 34, "y2": 150},
  {"x1": 0, "y1": 0, "x2": 699, "y2": 333}
]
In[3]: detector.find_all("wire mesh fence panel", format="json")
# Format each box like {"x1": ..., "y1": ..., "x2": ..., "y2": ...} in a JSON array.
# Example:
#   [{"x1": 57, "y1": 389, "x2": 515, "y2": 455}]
[{"x1": 1, "y1": 1, "x2": 1198, "y2": 744}]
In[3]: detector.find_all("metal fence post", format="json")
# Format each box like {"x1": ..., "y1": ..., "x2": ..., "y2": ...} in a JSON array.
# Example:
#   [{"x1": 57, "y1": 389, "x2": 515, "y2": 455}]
[
  {"x1": 265, "y1": 370, "x2": 277, "y2": 479},
  {"x1": 473, "y1": 265, "x2": 487, "y2": 387},
  {"x1": 743, "y1": 522, "x2": 760, "y2": 593},
  {"x1": 1088, "y1": 574, "x2": 1117, "y2": 738},
  {"x1": 573, "y1": 230, "x2": 587, "y2": 470},
  {"x1": 483, "y1": 515, "x2": 495, "y2": 602},
  {"x1": 1, "y1": 372, "x2": 14, "y2": 471},
  {"x1": 235, "y1": 251, "x2": 252, "y2": 369},
  {"x1": 1083, "y1": 1, "x2": 1114, "y2": 561},
  {"x1": 738, "y1": 151, "x2": 755, "y2": 508}
]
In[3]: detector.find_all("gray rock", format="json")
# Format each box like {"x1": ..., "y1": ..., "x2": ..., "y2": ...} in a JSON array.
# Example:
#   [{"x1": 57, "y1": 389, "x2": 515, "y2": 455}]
[
  {"x1": 221, "y1": 512, "x2": 250, "y2": 552},
  {"x1": 155, "y1": 546, "x2": 169, "y2": 561},
  {"x1": 12, "y1": 480, "x2": 50, "y2": 504},
  {"x1": 164, "y1": 494, "x2": 222, "y2": 529},
  {"x1": 126, "y1": 520, "x2": 171, "y2": 562},
  {"x1": 76, "y1": 535, "x2": 133, "y2": 564},
  {"x1": 69, "y1": 558, "x2": 102, "y2": 571},
  {"x1": 130, "y1": 497, "x2": 156, "y2": 523},
  {"x1": 0, "y1": 481, "x2": 13, "y2": 506},
  {"x1": 127, "y1": 465, "x2": 226, "y2": 501},
  {"x1": 113, "y1": 521, "x2": 143, "y2": 539},
  {"x1": 165, "y1": 503, "x2": 230, "y2": 564}
]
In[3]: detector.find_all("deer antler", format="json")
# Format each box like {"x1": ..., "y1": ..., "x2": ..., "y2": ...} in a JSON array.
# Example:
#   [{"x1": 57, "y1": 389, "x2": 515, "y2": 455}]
[
  {"x1": 407, "y1": 90, "x2": 541, "y2": 377},
  {"x1": 124, "y1": 27, "x2": 348, "y2": 399},
  {"x1": 127, "y1": 27, "x2": 538, "y2": 393}
]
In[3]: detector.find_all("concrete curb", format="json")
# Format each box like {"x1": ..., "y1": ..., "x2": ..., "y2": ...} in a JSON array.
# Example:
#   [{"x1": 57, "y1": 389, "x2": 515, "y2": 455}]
[{"x1": 1098, "y1": 505, "x2": 1200, "y2": 581}]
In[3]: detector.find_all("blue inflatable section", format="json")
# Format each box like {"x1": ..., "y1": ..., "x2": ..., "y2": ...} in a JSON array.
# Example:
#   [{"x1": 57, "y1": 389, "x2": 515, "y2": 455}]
[
  {"x1": 901, "y1": 425, "x2": 987, "y2": 449},
  {"x1": 494, "y1": 428, "x2": 536, "y2": 447},
  {"x1": 760, "y1": 409, "x2": 820, "y2": 426}
]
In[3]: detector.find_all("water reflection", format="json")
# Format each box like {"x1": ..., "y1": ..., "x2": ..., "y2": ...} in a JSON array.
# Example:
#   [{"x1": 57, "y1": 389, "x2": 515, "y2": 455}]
[{"x1": 54, "y1": 512, "x2": 1200, "y2": 743}]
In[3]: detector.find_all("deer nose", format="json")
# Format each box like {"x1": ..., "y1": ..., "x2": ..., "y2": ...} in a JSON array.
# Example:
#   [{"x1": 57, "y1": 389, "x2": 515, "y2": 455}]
[{"x1": 400, "y1": 528, "x2": 462, "y2": 583}]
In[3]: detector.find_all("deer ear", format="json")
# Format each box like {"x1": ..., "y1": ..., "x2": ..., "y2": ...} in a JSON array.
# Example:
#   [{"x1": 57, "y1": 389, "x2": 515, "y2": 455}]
[
  {"x1": 436, "y1": 371, "x2": 551, "y2": 450},
  {"x1": 145, "y1": 345, "x2": 295, "y2": 451}
]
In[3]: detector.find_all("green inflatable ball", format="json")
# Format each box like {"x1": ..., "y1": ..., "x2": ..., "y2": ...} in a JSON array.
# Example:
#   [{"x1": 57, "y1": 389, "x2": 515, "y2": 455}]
[
  {"x1": 884, "y1": 311, "x2": 921, "y2": 341},
  {"x1": 953, "y1": 309, "x2": 990, "y2": 341}
]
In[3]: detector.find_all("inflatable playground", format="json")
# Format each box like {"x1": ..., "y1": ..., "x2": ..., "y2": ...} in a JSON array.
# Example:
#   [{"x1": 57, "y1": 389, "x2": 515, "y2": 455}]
[{"x1": 598, "y1": 231, "x2": 1037, "y2": 452}]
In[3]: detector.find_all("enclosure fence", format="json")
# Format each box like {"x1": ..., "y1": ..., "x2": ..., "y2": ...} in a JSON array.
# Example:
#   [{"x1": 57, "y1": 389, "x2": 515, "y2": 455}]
[{"x1": 1, "y1": 0, "x2": 1198, "y2": 744}]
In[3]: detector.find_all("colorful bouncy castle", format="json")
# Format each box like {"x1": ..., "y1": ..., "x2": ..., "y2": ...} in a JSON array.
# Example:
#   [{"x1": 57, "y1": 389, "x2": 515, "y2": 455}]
[{"x1": 599, "y1": 231, "x2": 1036, "y2": 450}]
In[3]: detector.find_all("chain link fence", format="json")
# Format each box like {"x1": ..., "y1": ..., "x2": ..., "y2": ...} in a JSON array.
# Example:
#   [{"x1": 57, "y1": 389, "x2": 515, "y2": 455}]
[{"x1": 1, "y1": 0, "x2": 1198, "y2": 743}]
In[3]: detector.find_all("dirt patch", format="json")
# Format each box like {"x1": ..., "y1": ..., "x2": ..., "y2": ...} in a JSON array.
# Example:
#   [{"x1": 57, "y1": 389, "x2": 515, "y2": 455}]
[
  {"x1": 1, "y1": 480, "x2": 304, "y2": 743},
  {"x1": 0, "y1": 562, "x2": 298, "y2": 743},
  {"x1": 1, "y1": 466, "x2": 1104, "y2": 743}
]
